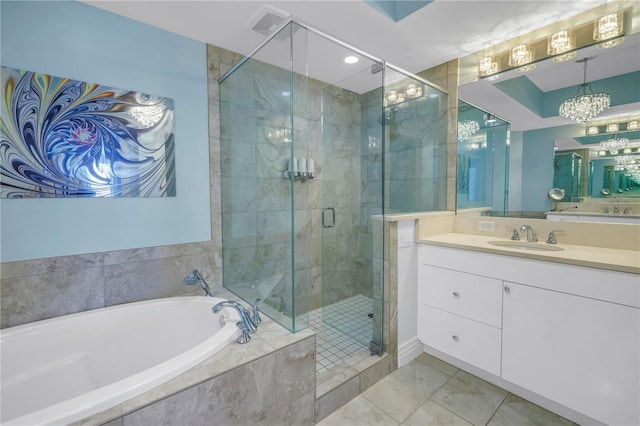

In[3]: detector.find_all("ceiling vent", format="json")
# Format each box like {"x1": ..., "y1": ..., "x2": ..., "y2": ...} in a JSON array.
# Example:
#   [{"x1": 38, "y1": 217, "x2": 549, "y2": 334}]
[{"x1": 249, "y1": 6, "x2": 297, "y2": 41}]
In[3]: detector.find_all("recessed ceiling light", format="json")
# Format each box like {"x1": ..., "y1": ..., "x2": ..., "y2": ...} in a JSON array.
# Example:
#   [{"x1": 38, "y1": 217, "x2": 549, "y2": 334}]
[
  {"x1": 344, "y1": 56, "x2": 359, "y2": 64},
  {"x1": 281, "y1": 91, "x2": 290, "y2": 97}
]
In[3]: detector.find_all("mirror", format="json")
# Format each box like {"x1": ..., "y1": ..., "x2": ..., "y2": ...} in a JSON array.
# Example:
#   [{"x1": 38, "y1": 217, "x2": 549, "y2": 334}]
[{"x1": 458, "y1": 5, "x2": 640, "y2": 218}]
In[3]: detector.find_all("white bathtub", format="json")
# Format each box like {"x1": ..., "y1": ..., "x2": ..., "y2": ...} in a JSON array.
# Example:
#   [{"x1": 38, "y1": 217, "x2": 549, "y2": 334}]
[{"x1": 0, "y1": 296, "x2": 241, "y2": 425}]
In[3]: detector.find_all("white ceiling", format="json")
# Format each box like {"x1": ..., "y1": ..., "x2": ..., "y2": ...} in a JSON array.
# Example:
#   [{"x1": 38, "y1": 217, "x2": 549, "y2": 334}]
[
  {"x1": 82, "y1": 0, "x2": 637, "y2": 141},
  {"x1": 83, "y1": 0, "x2": 609, "y2": 76}
]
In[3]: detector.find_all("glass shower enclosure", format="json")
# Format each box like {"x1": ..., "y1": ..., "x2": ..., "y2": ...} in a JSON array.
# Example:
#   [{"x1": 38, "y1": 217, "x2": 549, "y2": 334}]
[{"x1": 219, "y1": 19, "x2": 448, "y2": 352}]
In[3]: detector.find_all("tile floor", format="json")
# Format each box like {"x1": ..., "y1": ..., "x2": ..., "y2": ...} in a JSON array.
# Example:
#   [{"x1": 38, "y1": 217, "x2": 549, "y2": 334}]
[
  {"x1": 317, "y1": 353, "x2": 577, "y2": 426},
  {"x1": 310, "y1": 295, "x2": 374, "y2": 375}
]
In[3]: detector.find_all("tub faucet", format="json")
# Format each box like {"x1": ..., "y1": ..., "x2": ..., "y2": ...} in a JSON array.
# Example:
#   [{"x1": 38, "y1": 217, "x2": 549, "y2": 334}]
[
  {"x1": 182, "y1": 270, "x2": 213, "y2": 297},
  {"x1": 519, "y1": 225, "x2": 537, "y2": 242},
  {"x1": 212, "y1": 301, "x2": 257, "y2": 343}
]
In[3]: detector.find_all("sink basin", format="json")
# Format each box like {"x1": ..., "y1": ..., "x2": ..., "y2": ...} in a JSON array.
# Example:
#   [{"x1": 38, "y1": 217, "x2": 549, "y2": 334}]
[{"x1": 488, "y1": 240, "x2": 564, "y2": 252}]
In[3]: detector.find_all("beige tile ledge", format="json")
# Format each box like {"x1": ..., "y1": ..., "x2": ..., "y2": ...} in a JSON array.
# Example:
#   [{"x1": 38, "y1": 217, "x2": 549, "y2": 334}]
[
  {"x1": 372, "y1": 211, "x2": 454, "y2": 222},
  {"x1": 417, "y1": 233, "x2": 640, "y2": 275}
]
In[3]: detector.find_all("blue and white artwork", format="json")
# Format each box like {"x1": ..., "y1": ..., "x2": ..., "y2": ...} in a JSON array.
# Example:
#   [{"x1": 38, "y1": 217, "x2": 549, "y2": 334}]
[{"x1": 0, "y1": 67, "x2": 176, "y2": 198}]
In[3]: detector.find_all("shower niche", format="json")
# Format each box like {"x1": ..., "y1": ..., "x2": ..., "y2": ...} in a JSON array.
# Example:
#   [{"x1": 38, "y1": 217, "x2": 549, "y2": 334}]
[{"x1": 219, "y1": 20, "x2": 448, "y2": 354}]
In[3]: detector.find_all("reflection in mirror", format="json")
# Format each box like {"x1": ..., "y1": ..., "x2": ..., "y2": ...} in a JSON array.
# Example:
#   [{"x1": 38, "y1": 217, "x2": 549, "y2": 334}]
[
  {"x1": 456, "y1": 100, "x2": 510, "y2": 216},
  {"x1": 458, "y1": 3, "x2": 640, "y2": 219}
]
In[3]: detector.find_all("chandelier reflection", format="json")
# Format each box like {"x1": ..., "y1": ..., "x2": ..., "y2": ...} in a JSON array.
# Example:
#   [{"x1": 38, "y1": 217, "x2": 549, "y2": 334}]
[{"x1": 457, "y1": 120, "x2": 480, "y2": 140}]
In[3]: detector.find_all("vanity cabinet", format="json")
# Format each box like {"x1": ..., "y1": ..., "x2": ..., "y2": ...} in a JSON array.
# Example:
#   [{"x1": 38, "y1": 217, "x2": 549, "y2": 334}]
[
  {"x1": 418, "y1": 266, "x2": 502, "y2": 375},
  {"x1": 502, "y1": 281, "x2": 639, "y2": 426},
  {"x1": 417, "y1": 244, "x2": 639, "y2": 426}
]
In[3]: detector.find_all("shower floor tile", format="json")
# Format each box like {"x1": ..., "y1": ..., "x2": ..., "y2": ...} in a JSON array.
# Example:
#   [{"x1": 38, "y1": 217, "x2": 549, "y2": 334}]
[{"x1": 310, "y1": 295, "x2": 375, "y2": 375}]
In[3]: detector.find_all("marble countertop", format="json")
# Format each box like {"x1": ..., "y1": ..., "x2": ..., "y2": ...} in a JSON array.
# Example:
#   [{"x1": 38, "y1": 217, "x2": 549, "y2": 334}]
[{"x1": 417, "y1": 233, "x2": 640, "y2": 275}]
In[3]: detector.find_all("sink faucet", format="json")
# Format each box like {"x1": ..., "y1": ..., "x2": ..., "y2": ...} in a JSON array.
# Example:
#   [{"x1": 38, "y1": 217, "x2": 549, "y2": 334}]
[
  {"x1": 546, "y1": 230, "x2": 563, "y2": 245},
  {"x1": 519, "y1": 225, "x2": 537, "y2": 242},
  {"x1": 212, "y1": 300, "x2": 258, "y2": 344}
]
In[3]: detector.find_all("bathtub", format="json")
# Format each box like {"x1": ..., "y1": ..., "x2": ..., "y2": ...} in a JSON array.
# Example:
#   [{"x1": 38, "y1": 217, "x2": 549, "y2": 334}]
[{"x1": 0, "y1": 296, "x2": 241, "y2": 425}]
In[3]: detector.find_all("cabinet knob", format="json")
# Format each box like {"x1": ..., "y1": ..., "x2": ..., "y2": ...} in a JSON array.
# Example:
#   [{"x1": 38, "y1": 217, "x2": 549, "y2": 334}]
[
  {"x1": 504, "y1": 285, "x2": 510, "y2": 295},
  {"x1": 452, "y1": 335, "x2": 459, "y2": 342},
  {"x1": 452, "y1": 291, "x2": 460, "y2": 298}
]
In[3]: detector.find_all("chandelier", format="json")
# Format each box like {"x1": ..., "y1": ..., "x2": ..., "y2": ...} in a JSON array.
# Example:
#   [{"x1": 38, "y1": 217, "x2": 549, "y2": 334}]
[
  {"x1": 615, "y1": 155, "x2": 636, "y2": 166},
  {"x1": 458, "y1": 120, "x2": 480, "y2": 140},
  {"x1": 600, "y1": 136, "x2": 629, "y2": 154},
  {"x1": 559, "y1": 57, "x2": 610, "y2": 123}
]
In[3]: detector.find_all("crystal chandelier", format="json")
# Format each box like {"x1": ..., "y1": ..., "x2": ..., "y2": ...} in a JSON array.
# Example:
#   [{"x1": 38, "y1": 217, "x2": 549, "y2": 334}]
[
  {"x1": 600, "y1": 136, "x2": 629, "y2": 154},
  {"x1": 559, "y1": 57, "x2": 610, "y2": 123},
  {"x1": 458, "y1": 120, "x2": 480, "y2": 140},
  {"x1": 615, "y1": 155, "x2": 635, "y2": 166}
]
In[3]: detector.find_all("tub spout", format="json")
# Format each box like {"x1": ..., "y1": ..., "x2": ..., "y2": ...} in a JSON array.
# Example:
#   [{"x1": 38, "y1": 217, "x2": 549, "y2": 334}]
[
  {"x1": 212, "y1": 301, "x2": 257, "y2": 339},
  {"x1": 182, "y1": 270, "x2": 213, "y2": 297}
]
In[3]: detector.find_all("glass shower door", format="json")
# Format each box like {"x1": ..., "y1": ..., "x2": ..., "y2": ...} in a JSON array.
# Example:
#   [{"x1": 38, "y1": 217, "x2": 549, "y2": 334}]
[{"x1": 318, "y1": 55, "x2": 385, "y2": 349}]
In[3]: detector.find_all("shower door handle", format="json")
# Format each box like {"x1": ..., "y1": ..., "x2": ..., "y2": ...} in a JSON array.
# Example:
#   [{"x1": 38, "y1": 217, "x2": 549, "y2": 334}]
[{"x1": 322, "y1": 208, "x2": 335, "y2": 228}]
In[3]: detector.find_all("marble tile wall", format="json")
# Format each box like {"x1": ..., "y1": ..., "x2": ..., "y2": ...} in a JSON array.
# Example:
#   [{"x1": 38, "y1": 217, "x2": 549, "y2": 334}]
[
  {"x1": 103, "y1": 336, "x2": 316, "y2": 426},
  {"x1": 418, "y1": 58, "x2": 460, "y2": 212}
]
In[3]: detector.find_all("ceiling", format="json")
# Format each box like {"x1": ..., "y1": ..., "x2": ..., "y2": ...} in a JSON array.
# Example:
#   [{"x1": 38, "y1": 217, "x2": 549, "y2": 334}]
[
  {"x1": 83, "y1": 0, "x2": 610, "y2": 76},
  {"x1": 83, "y1": 0, "x2": 638, "y2": 147}
]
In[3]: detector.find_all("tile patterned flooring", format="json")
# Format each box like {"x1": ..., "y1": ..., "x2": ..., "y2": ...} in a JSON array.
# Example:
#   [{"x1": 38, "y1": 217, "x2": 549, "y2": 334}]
[
  {"x1": 317, "y1": 353, "x2": 577, "y2": 426},
  {"x1": 310, "y1": 295, "x2": 374, "y2": 375}
]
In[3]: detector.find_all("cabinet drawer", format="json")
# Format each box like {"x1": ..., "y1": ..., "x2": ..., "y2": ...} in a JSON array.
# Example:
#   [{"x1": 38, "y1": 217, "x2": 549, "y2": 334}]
[
  {"x1": 420, "y1": 265, "x2": 503, "y2": 327},
  {"x1": 418, "y1": 305, "x2": 501, "y2": 376}
]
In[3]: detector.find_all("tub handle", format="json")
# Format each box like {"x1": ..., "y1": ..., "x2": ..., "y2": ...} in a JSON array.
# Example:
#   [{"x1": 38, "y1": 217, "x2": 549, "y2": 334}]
[
  {"x1": 236, "y1": 321, "x2": 251, "y2": 344},
  {"x1": 252, "y1": 299, "x2": 262, "y2": 324}
]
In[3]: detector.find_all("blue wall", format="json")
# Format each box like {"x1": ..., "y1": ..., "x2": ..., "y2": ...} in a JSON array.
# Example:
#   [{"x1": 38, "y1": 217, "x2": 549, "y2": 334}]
[{"x1": 0, "y1": 1, "x2": 210, "y2": 261}]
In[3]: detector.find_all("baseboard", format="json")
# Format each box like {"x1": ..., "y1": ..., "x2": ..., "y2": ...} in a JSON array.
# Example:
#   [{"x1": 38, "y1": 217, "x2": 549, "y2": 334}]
[{"x1": 398, "y1": 337, "x2": 422, "y2": 367}]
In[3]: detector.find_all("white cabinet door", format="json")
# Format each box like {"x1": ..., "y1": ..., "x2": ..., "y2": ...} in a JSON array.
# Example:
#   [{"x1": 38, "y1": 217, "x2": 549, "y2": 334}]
[{"x1": 502, "y1": 282, "x2": 640, "y2": 426}]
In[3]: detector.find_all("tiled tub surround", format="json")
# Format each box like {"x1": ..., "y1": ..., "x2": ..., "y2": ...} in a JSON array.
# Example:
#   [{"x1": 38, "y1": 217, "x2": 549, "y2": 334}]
[{"x1": 73, "y1": 311, "x2": 316, "y2": 426}]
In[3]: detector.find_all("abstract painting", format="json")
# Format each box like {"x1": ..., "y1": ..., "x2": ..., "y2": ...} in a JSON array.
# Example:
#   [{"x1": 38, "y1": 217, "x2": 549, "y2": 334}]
[{"x1": 0, "y1": 67, "x2": 176, "y2": 198}]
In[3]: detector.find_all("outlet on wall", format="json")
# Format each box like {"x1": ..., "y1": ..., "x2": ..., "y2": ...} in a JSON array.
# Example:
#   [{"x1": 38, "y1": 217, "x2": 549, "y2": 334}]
[{"x1": 477, "y1": 221, "x2": 496, "y2": 232}]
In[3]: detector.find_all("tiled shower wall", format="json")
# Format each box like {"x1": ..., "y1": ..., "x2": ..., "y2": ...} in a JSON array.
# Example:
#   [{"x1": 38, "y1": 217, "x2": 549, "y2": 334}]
[{"x1": 219, "y1": 53, "x2": 371, "y2": 319}]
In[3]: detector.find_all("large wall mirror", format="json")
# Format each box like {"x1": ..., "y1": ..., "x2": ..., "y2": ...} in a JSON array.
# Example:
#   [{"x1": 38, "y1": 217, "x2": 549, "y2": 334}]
[{"x1": 457, "y1": 3, "x2": 640, "y2": 218}]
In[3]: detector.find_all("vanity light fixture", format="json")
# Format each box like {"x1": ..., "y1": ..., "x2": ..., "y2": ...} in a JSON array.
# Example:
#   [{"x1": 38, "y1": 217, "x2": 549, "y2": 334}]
[
  {"x1": 559, "y1": 57, "x2": 610, "y2": 123},
  {"x1": 405, "y1": 83, "x2": 422, "y2": 98},
  {"x1": 479, "y1": 56, "x2": 500, "y2": 76},
  {"x1": 548, "y1": 30, "x2": 576, "y2": 62},
  {"x1": 593, "y1": 12, "x2": 623, "y2": 42},
  {"x1": 509, "y1": 44, "x2": 535, "y2": 67}
]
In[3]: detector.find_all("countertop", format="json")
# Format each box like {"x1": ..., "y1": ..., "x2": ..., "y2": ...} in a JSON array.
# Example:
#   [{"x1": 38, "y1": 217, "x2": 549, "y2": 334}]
[{"x1": 418, "y1": 233, "x2": 640, "y2": 275}]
